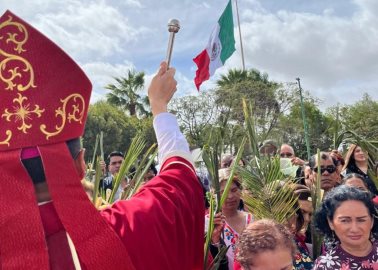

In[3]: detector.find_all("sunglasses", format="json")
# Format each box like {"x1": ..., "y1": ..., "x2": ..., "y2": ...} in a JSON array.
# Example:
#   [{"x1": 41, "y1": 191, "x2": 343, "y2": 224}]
[
  {"x1": 280, "y1": 152, "x2": 293, "y2": 158},
  {"x1": 313, "y1": 165, "x2": 336, "y2": 174}
]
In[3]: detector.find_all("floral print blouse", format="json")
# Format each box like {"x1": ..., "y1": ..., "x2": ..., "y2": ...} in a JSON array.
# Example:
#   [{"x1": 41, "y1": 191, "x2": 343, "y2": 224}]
[
  {"x1": 205, "y1": 212, "x2": 253, "y2": 270},
  {"x1": 313, "y1": 241, "x2": 378, "y2": 270},
  {"x1": 294, "y1": 234, "x2": 313, "y2": 269}
]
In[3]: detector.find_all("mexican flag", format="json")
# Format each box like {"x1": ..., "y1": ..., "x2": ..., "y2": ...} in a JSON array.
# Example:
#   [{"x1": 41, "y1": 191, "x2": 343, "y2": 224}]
[{"x1": 193, "y1": 0, "x2": 235, "y2": 90}]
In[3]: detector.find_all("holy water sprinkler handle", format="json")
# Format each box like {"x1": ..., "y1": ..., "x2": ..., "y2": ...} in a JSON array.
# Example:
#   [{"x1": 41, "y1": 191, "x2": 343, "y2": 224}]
[{"x1": 166, "y1": 19, "x2": 180, "y2": 69}]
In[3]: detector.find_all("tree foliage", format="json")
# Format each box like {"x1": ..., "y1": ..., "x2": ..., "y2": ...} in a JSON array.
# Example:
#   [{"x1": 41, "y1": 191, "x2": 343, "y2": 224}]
[
  {"x1": 83, "y1": 101, "x2": 155, "y2": 159},
  {"x1": 169, "y1": 92, "x2": 218, "y2": 148},
  {"x1": 338, "y1": 94, "x2": 378, "y2": 139},
  {"x1": 277, "y1": 98, "x2": 333, "y2": 158},
  {"x1": 215, "y1": 69, "x2": 296, "y2": 142},
  {"x1": 106, "y1": 70, "x2": 150, "y2": 117}
]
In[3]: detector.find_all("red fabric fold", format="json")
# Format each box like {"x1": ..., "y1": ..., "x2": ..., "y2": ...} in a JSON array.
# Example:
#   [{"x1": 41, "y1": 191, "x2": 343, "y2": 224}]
[
  {"x1": 39, "y1": 143, "x2": 135, "y2": 270},
  {"x1": 101, "y1": 156, "x2": 204, "y2": 270},
  {"x1": 0, "y1": 149, "x2": 49, "y2": 269}
]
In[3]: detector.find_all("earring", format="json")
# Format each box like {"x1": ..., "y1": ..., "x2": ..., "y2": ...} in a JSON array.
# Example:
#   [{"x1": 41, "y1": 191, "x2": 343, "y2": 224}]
[
  {"x1": 325, "y1": 230, "x2": 339, "y2": 250},
  {"x1": 370, "y1": 232, "x2": 376, "y2": 242},
  {"x1": 331, "y1": 231, "x2": 336, "y2": 242}
]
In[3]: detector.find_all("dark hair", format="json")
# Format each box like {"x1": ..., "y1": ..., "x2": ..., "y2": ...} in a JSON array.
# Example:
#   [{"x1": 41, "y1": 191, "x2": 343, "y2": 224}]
[
  {"x1": 22, "y1": 138, "x2": 82, "y2": 184},
  {"x1": 343, "y1": 173, "x2": 368, "y2": 188},
  {"x1": 309, "y1": 152, "x2": 337, "y2": 170},
  {"x1": 314, "y1": 185, "x2": 378, "y2": 239},
  {"x1": 149, "y1": 163, "x2": 157, "y2": 175},
  {"x1": 107, "y1": 151, "x2": 124, "y2": 163},
  {"x1": 330, "y1": 150, "x2": 345, "y2": 166},
  {"x1": 236, "y1": 219, "x2": 296, "y2": 267},
  {"x1": 294, "y1": 184, "x2": 312, "y2": 201}
]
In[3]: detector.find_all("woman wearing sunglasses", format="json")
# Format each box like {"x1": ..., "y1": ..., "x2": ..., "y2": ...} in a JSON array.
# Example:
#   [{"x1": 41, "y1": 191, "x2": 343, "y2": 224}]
[{"x1": 313, "y1": 185, "x2": 378, "y2": 269}]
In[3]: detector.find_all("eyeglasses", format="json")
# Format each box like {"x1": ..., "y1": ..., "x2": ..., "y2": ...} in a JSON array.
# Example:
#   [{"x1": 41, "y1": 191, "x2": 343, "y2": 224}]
[
  {"x1": 280, "y1": 152, "x2": 293, "y2": 158},
  {"x1": 313, "y1": 165, "x2": 337, "y2": 174}
]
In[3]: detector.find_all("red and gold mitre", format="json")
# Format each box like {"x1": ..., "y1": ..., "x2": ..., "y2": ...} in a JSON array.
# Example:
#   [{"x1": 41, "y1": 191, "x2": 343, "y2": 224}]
[
  {"x1": 0, "y1": 11, "x2": 134, "y2": 270},
  {"x1": 0, "y1": 10, "x2": 91, "y2": 150}
]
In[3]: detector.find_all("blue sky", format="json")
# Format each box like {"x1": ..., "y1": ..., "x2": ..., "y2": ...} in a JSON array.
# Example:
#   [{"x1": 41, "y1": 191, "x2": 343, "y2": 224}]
[{"x1": 1, "y1": 0, "x2": 377, "y2": 109}]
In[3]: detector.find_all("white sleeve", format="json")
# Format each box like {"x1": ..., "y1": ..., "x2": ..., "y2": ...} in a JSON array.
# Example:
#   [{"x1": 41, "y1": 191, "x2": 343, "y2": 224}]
[{"x1": 153, "y1": 112, "x2": 193, "y2": 167}]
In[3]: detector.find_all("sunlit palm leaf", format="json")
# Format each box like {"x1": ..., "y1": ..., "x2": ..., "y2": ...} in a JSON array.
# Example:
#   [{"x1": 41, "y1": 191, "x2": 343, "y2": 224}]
[
  {"x1": 108, "y1": 135, "x2": 146, "y2": 203},
  {"x1": 308, "y1": 150, "x2": 324, "y2": 259},
  {"x1": 122, "y1": 143, "x2": 157, "y2": 200},
  {"x1": 204, "y1": 192, "x2": 216, "y2": 270},
  {"x1": 206, "y1": 245, "x2": 230, "y2": 270},
  {"x1": 90, "y1": 134, "x2": 100, "y2": 172},
  {"x1": 219, "y1": 137, "x2": 246, "y2": 209},
  {"x1": 92, "y1": 156, "x2": 103, "y2": 205},
  {"x1": 240, "y1": 98, "x2": 299, "y2": 224},
  {"x1": 243, "y1": 99, "x2": 260, "y2": 159}
]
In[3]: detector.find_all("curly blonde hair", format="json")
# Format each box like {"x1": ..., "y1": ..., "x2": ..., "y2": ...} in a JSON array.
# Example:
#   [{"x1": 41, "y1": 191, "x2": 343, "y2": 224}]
[{"x1": 236, "y1": 219, "x2": 297, "y2": 267}]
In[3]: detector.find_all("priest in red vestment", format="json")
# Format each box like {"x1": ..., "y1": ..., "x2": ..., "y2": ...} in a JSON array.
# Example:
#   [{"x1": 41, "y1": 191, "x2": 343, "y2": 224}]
[{"x1": 0, "y1": 10, "x2": 204, "y2": 270}]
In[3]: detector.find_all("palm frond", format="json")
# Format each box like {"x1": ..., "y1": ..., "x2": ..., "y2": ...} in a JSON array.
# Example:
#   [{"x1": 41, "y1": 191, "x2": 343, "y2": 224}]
[
  {"x1": 202, "y1": 144, "x2": 220, "y2": 207},
  {"x1": 206, "y1": 245, "x2": 230, "y2": 270},
  {"x1": 108, "y1": 135, "x2": 146, "y2": 203},
  {"x1": 90, "y1": 134, "x2": 100, "y2": 172},
  {"x1": 243, "y1": 99, "x2": 260, "y2": 159},
  {"x1": 204, "y1": 191, "x2": 216, "y2": 270},
  {"x1": 311, "y1": 149, "x2": 323, "y2": 259},
  {"x1": 336, "y1": 130, "x2": 378, "y2": 169},
  {"x1": 92, "y1": 156, "x2": 103, "y2": 205},
  {"x1": 122, "y1": 143, "x2": 157, "y2": 199},
  {"x1": 219, "y1": 136, "x2": 246, "y2": 209},
  {"x1": 240, "y1": 98, "x2": 299, "y2": 223}
]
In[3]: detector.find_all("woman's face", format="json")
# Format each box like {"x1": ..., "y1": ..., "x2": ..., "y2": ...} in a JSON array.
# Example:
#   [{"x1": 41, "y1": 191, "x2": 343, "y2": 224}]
[
  {"x1": 304, "y1": 166, "x2": 314, "y2": 184},
  {"x1": 220, "y1": 181, "x2": 241, "y2": 211},
  {"x1": 299, "y1": 199, "x2": 313, "y2": 232},
  {"x1": 242, "y1": 248, "x2": 293, "y2": 270},
  {"x1": 328, "y1": 200, "x2": 373, "y2": 253},
  {"x1": 353, "y1": 146, "x2": 367, "y2": 163},
  {"x1": 344, "y1": 177, "x2": 368, "y2": 191}
]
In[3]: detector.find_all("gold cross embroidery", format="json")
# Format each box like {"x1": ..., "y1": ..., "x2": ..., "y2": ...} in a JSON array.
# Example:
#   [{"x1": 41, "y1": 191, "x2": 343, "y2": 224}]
[{"x1": 2, "y1": 93, "x2": 45, "y2": 133}]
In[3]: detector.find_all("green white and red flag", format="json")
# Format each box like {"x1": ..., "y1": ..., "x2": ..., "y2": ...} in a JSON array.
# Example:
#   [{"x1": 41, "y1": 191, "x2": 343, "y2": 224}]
[{"x1": 193, "y1": 0, "x2": 236, "y2": 90}]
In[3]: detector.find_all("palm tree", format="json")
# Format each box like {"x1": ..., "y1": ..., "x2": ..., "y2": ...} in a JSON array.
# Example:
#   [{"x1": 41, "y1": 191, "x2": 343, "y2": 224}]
[
  {"x1": 105, "y1": 70, "x2": 149, "y2": 117},
  {"x1": 216, "y1": 69, "x2": 249, "y2": 88}
]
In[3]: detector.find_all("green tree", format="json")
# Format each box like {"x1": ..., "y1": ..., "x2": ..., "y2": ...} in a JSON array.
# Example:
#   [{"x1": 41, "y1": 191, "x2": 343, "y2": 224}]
[
  {"x1": 83, "y1": 101, "x2": 156, "y2": 160},
  {"x1": 277, "y1": 98, "x2": 333, "y2": 158},
  {"x1": 106, "y1": 70, "x2": 150, "y2": 117},
  {"x1": 337, "y1": 93, "x2": 378, "y2": 140},
  {"x1": 215, "y1": 68, "x2": 295, "y2": 141},
  {"x1": 169, "y1": 91, "x2": 218, "y2": 148},
  {"x1": 83, "y1": 101, "x2": 133, "y2": 158}
]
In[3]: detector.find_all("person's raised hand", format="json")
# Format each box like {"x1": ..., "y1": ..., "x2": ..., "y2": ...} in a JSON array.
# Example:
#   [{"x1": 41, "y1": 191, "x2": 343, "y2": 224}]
[
  {"x1": 291, "y1": 157, "x2": 305, "y2": 166},
  {"x1": 148, "y1": 61, "x2": 177, "y2": 116},
  {"x1": 211, "y1": 212, "x2": 226, "y2": 245}
]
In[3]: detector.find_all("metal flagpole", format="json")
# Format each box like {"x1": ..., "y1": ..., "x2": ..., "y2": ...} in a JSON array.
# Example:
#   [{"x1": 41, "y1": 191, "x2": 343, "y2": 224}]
[
  {"x1": 234, "y1": 0, "x2": 245, "y2": 71},
  {"x1": 296, "y1": 78, "x2": 311, "y2": 161}
]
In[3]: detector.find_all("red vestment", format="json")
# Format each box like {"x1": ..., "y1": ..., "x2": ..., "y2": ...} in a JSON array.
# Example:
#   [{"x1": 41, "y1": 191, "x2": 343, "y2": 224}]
[{"x1": 35, "y1": 156, "x2": 204, "y2": 270}]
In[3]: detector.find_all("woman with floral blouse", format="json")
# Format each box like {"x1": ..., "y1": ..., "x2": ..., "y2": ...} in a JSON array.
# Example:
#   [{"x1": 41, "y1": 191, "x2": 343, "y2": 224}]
[{"x1": 313, "y1": 185, "x2": 378, "y2": 269}]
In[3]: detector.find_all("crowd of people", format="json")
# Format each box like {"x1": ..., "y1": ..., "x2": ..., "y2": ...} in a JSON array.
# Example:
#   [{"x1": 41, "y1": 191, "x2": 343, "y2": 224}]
[
  {"x1": 202, "y1": 144, "x2": 378, "y2": 270},
  {"x1": 2, "y1": 10, "x2": 378, "y2": 270}
]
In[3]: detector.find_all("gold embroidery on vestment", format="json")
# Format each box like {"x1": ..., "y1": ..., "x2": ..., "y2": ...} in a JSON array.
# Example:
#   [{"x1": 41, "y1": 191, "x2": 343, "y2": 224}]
[
  {"x1": 40, "y1": 94, "x2": 85, "y2": 139},
  {"x1": 2, "y1": 93, "x2": 45, "y2": 133}
]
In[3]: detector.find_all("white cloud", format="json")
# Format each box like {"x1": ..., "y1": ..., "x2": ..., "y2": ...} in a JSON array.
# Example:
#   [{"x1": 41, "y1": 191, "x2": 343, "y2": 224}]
[
  {"x1": 228, "y1": 0, "x2": 378, "y2": 107},
  {"x1": 1, "y1": 0, "x2": 377, "y2": 109},
  {"x1": 82, "y1": 61, "x2": 135, "y2": 103}
]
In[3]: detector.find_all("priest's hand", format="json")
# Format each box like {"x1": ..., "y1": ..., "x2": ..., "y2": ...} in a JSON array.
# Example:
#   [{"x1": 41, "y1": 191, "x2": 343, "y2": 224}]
[{"x1": 148, "y1": 61, "x2": 177, "y2": 116}]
